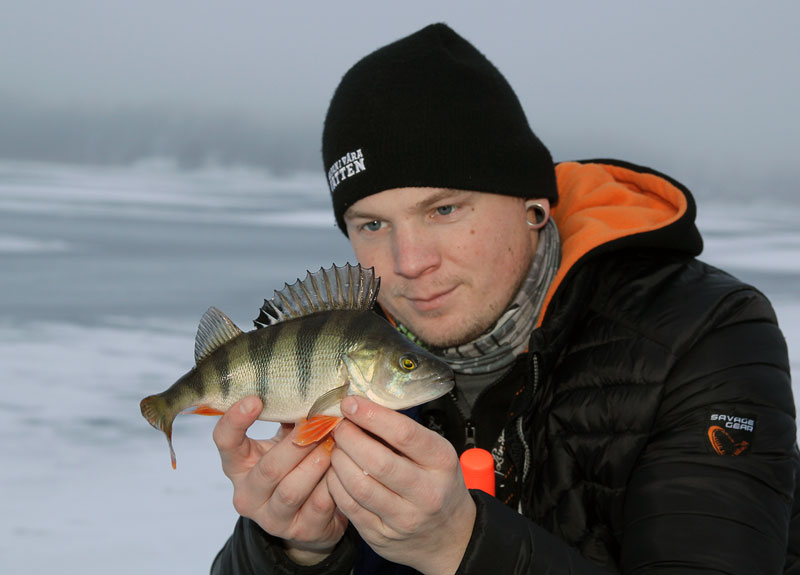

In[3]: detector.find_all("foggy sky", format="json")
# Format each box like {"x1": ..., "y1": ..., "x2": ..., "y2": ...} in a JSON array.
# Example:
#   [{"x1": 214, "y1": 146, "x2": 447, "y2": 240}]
[{"x1": 1, "y1": 0, "x2": 797, "y2": 197}]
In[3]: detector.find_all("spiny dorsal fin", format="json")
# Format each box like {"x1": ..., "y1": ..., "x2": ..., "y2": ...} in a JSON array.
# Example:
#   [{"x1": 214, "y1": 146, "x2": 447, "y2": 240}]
[
  {"x1": 253, "y1": 263, "x2": 380, "y2": 328},
  {"x1": 195, "y1": 307, "x2": 244, "y2": 363}
]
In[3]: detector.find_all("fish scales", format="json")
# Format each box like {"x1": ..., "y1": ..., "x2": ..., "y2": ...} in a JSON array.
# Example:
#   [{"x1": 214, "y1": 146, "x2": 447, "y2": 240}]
[
  {"x1": 291, "y1": 310, "x2": 362, "y2": 403},
  {"x1": 225, "y1": 330, "x2": 259, "y2": 402},
  {"x1": 191, "y1": 310, "x2": 383, "y2": 420},
  {"x1": 260, "y1": 315, "x2": 296, "y2": 402},
  {"x1": 140, "y1": 263, "x2": 455, "y2": 469},
  {"x1": 294, "y1": 315, "x2": 315, "y2": 400},
  {"x1": 211, "y1": 338, "x2": 233, "y2": 400},
  {"x1": 306, "y1": 312, "x2": 344, "y2": 394},
  {"x1": 263, "y1": 317, "x2": 300, "y2": 406},
  {"x1": 269, "y1": 314, "x2": 330, "y2": 411},
  {"x1": 239, "y1": 311, "x2": 362, "y2": 421},
  {"x1": 241, "y1": 311, "x2": 356, "y2": 419},
  {"x1": 248, "y1": 320, "x2": 272, "y2": 401}
]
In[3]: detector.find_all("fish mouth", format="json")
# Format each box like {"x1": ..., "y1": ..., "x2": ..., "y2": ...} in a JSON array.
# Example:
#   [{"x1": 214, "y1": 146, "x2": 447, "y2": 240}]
[
  {"x1": 371, "y1": 374, "x2": 455, "y2": 410},
  {"x1": 435, "y1": 374, "x2": 456, "y2": 387},
  {"x1": 415, "y1": 374, "x2": 456, "y2": 399}
]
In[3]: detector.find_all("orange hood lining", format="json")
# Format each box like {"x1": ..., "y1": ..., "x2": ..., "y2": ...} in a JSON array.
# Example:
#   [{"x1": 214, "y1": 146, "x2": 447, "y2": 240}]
[{"x1": 537, "y1": 161, "x2": 689, "y2": 326}]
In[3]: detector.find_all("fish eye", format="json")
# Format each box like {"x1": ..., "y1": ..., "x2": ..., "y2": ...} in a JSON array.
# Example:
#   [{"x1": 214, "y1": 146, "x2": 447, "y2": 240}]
[{"x1": 399, "y1": 355, "x2": 418, "y2": 371}]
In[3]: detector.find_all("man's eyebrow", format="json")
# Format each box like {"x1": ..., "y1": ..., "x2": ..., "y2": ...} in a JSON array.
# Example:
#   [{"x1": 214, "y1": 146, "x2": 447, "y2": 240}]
[
  {"x1": 344, "y1": 189, "x2": 471, "y2": 221},
  {"x1": 412, "y1": 189, "x2": 469, "y2": 210},
  {"x1": 344, "y1": 206, "x2": 379, "y2": 221}
]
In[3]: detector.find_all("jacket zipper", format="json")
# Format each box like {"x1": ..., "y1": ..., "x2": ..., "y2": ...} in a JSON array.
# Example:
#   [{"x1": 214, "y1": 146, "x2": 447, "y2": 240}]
[
  {"x1": 519, "y1": 353, "x2": 540, "y2": 484},
  {"x1": 449, "y1": 352, "x2": 541, "y2": 459},
  {"x1": 448, "y1": 389, "x2": 476, "y2": 450}
]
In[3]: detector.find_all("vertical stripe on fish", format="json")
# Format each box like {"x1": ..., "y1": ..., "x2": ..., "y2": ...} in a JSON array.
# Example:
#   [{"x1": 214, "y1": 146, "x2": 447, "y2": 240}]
[
  {"x1": 249, "y1": 323, "x2": 272, "y2": 403},
  {"x1": 210, "y1": 341, "x2": 231, "y2": 401},
  {"x1": 295, "y1": 315, "x2": 317, "y2": 399}
]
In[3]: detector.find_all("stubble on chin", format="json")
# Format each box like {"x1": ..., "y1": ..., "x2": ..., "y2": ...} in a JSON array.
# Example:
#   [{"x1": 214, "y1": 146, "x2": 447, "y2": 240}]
[{"x1": 401, "y1": 300, "x2": 504, "y2": 349}]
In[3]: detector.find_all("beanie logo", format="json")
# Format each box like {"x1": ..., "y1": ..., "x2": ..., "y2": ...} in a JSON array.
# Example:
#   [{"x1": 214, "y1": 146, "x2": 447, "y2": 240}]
[{"x1": 327, "y1": 148, "x2": 366, "y2": 193}]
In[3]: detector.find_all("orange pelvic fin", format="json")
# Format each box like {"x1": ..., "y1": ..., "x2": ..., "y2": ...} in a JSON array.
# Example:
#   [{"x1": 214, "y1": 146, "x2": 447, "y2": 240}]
[
  {"x1": 294, "y1": 415, "x2": 343, "y2": 446},
  {"x1": 186, "y1": 405, "x2": 225, "y2": 416}
]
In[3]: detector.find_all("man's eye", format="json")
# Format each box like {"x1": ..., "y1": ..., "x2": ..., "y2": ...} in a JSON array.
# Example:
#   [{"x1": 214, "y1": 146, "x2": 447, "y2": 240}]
[
  {"x1": 363, "y1": 220, "x2": 383, "y2": 232},
  {"x1": 436, "y1": 205, "x2": 456, "y2": 216}
]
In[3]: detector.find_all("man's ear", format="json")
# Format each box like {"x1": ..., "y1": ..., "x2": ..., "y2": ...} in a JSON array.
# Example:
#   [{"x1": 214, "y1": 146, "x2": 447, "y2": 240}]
[{"x1": 524, "y1": 199, "x2": 550, "y2": 230}]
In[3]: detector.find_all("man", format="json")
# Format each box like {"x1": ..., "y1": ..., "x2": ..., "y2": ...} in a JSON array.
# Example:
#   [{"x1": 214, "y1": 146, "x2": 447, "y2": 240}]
[{"x1": 211, "y1": 23, "x2": 799, "y2": 574}]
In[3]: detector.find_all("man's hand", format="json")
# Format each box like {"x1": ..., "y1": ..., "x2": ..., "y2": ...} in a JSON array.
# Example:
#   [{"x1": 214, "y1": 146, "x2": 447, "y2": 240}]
[
  {"x1": 213, "y1": 396, "x2": 348, "y2": 565},
  {"x1": 327, "y1": 396, "x2": 476, "y2": 575}
]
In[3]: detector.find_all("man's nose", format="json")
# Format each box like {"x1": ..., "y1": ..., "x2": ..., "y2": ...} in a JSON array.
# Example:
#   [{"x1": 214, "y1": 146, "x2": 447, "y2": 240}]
[{"x1": 391, "y1": 224, "x2": 440, "y2": 278}]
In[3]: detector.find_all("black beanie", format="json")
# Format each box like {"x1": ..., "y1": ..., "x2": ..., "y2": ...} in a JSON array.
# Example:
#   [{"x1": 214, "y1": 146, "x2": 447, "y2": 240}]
[{"x1": 322, "y1": 23, "x2": 558, "y2": 234}]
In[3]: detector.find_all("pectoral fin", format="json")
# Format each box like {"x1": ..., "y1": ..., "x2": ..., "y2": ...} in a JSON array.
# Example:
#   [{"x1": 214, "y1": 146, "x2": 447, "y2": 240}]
[
  {"x1": 307, "y1": 383, "x2": 350, "y2": 417},
  {"x1": 293, "y1": 383, "x2": 350, "y2": 446}
]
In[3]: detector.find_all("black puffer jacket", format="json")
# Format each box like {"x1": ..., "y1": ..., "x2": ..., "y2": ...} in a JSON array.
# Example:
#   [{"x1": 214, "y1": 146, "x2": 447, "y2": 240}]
[{"x1": 212, "y1": 160, "x2": 799, "y2": 574}]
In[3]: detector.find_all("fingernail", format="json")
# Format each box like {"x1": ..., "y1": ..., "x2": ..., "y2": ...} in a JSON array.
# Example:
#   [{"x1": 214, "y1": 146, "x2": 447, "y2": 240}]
[{"x1": 341, "y1": 396, "x2": 358, "y2": 415}]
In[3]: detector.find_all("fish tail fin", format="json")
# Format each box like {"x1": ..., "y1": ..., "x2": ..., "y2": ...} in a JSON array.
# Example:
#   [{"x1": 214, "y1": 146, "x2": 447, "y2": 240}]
[{"x1": 140, "y1": 394, "x2": 179, "y2": 469}]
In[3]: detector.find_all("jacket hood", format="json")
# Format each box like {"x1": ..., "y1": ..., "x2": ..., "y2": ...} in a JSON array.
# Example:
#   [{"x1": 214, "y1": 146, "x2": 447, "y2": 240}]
[{"x1": 539, "y1": 159, "x2": 703, "y2": 325}]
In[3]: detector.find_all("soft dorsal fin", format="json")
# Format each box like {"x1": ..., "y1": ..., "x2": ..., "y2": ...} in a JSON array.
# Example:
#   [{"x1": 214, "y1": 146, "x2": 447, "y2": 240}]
[
  {"x1": 253, "y1": 263, "x2": 380, "y2": 328},
  {"x1": 195, "y1": 307, "x2": 244, "y2": 363}
]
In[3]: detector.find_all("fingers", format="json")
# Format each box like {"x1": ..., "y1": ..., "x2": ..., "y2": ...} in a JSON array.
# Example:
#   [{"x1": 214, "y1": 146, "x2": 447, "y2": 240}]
[
  {"x1": 332, "y1": 419, "x2": 421, "y2": 498},
  {"x1": 327, "y1": 449, "x2": 424, "y2": 548},
  {"x1": 213, "y1": 396, "x2": 262, "y2": 451},
  {"x1": 327, "y1": 411, "x2": 476, "y2": 575},
  {"x1": 326, "y1": 462, "x2": 385, "y2": 533},
  {"x1": 213, "y1": 396, "x2": 264, "y2": 476},
  {"x1": 289, "y1": 466, "x2": 348, "y2": 542},
  {"x1": 339, "y1": 396, "x2": 453, "y2": 468},
  {"x1": 256, "y1": 438, "x2": 334, "y2": 525},
  {"x1": 211, "y1": 398, "x2": 346, "y2": 552}
]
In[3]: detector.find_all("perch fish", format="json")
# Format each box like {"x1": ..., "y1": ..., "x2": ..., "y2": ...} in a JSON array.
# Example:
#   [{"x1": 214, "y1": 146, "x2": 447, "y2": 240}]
[{"x1": 140, "y1": 263, "x2": 454, "y2": 468}]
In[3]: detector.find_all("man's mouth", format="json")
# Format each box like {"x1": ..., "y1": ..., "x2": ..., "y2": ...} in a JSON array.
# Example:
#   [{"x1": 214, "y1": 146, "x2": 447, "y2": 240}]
[{"x1": 405, "y1": 285, "x2": 459, "y2": 311}]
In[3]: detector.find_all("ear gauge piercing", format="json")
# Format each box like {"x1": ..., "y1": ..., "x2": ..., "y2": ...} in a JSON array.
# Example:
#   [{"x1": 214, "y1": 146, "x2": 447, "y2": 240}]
[{"x1": 525, "y1": 201, "x2": 549, "y2": 230}]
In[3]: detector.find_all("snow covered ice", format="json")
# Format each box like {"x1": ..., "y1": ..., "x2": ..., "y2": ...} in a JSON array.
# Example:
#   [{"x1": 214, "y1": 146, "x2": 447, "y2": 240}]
[{"x1": 1, "y1": 160, "x2": 798, "y2": 574}]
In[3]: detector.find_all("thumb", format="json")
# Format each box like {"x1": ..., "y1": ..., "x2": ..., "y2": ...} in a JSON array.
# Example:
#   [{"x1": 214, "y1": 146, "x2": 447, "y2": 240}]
[{"x1": 212, "y1": 396, "x2": 262, "y2": 459}]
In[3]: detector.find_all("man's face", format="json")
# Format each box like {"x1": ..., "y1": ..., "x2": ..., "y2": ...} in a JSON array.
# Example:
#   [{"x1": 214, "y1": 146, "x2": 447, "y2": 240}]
[{"x1": 344, "y1": 187, "x2": 539, "y2": 348}]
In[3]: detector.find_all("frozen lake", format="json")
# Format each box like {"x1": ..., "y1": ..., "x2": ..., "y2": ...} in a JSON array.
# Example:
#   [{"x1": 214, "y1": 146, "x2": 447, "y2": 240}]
[{"x1": 1, "y1": 160, "x2": 798, "y2": 573}]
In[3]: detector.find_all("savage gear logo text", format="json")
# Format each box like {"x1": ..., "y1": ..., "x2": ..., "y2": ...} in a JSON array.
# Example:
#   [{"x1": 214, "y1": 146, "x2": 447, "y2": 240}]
[{"x1": 706, "y1": 412, "x2": 756, "y2": 456}]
